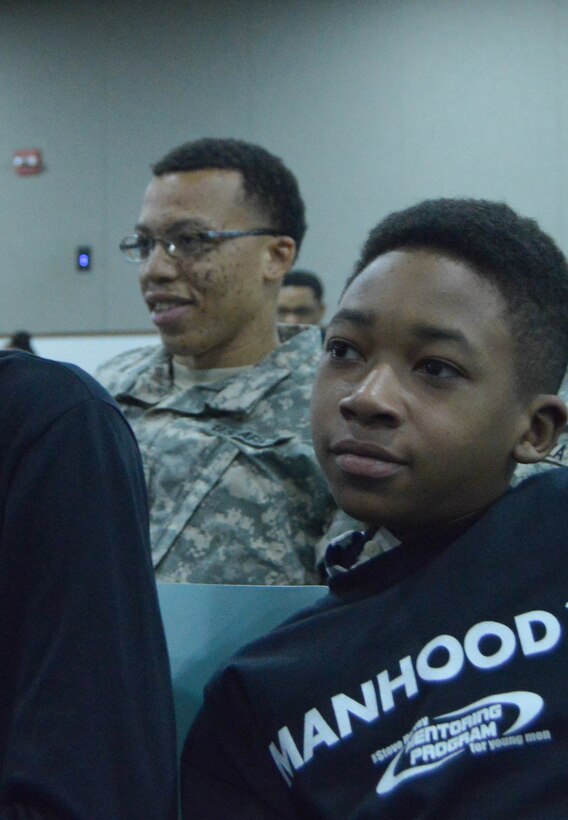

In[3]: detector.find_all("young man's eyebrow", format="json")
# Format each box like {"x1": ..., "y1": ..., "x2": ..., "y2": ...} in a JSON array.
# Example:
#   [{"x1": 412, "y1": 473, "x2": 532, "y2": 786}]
[
  {"x1": 328, "y1": 312, "x2": 479, "y2": 357},
  {"x1": 327, "y1": 308, "x2": 375, "y2": 329},
  {"x1": 411, "y1": 324, "x2": 477, "y2": 355}
]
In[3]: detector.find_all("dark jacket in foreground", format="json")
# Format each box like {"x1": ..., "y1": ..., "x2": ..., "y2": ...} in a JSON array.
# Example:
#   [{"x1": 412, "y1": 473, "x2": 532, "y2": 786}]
[
  {"x1": 0, "y1": 351, "x2": 177, "y2": 819},
  {"x1": 182, "y1": 469, "x2": 568, "y2": 819}
]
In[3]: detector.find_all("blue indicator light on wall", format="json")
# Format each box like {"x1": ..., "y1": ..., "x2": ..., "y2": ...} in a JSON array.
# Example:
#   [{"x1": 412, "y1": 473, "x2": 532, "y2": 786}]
[{"x1": 76, "y1": 246, "x2": 92, "y2": 271}]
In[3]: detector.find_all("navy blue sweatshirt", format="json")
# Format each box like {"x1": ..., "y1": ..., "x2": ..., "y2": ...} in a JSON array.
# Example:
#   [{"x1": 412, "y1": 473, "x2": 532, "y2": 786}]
[
  {"x1": 0, "y1": 351, "x2": 177, "y2": 819},
  {"x1": 182, "y1": 468, "x2": 568, "y2": 818}
]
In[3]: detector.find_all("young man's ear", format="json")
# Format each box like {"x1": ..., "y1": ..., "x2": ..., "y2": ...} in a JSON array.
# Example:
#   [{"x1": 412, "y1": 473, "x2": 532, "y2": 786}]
[{"x1": 513, "y1": 395, "x2": 568, "y2": 464}]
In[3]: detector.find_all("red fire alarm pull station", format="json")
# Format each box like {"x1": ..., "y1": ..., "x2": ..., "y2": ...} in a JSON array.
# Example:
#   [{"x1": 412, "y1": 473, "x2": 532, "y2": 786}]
[{"x1": 13, "y1": 149, "x2": 44, "y2": 176}]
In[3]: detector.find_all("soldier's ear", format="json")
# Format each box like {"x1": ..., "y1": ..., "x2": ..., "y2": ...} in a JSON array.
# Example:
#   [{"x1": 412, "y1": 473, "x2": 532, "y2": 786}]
[
  {"x1": 263, "y1": 237, "x2": 296, "y2": 284},
  {"x1": 513, "y1": 395, "x2": 567, "y2": 464}
]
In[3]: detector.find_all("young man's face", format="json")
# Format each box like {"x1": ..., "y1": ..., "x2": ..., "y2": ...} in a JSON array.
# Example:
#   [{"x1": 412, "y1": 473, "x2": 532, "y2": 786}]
[
  {"x1": 311, "y1": 248, "x2": 533, "y2": 538},
  {"x1": 136, "y1": 169, "x2": 292, "y2": 369}
]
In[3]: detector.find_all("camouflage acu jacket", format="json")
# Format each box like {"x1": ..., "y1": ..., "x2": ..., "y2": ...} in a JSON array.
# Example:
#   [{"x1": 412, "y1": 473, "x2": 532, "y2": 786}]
[{"x1": 96, "y1": 325, "x2": 339, "y2": 585}]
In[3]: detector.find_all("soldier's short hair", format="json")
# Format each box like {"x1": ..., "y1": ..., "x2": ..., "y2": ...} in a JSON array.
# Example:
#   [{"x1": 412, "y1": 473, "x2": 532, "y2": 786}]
[{"x1": 152, "y1": 138, "x2": 306, "y2": 252}]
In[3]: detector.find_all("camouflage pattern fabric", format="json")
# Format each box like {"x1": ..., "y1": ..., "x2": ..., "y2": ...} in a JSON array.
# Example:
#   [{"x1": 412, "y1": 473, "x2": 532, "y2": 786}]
[
  {"x1": 96, "y1": 325, "x2": 340, "y2": 585},
  {"x1": 512, "y1": 370, "x2": 568, "y2": 485}
]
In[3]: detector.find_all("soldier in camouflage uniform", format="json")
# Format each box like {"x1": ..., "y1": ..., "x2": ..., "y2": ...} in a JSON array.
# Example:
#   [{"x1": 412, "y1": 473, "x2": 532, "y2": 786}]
[{"x1": 97, "y1": 138, "x2": 346, "y2": 584}]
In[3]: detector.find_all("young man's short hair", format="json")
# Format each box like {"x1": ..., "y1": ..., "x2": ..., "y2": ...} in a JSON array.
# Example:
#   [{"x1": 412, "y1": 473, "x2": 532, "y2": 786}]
[
  {"x1": 282, "y1": 270, "x2": 324, "y2": 302},
  {"x1": 152, "y1": 137, "x2": 307, "y2": 251},
  {"x1": 347, "y1": 198, "x2": 568, "y2": 396}
]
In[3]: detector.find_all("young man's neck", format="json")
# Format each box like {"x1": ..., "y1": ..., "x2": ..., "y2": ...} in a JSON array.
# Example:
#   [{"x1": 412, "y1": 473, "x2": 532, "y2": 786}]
[{"x1": 391, "y1": 506, "x2": 494, "y2": 546}]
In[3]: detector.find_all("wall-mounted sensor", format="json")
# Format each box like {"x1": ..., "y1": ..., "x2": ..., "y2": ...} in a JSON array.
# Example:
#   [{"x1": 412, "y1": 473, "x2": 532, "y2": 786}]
[
  {"x1": 76, "y1": 246, "x2": 92, "y2": 271},
  {"x1": 13, "y1": 149, "x2": 44, "y2": 176}
]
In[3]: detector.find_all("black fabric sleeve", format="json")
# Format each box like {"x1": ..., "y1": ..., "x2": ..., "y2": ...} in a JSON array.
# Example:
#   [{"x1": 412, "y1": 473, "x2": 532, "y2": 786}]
[
  {"x1": 181, "y1": 673, "x2": 297, "y2": 820},
  {"x1": 0, "y1": 399, "x2": 177, "y2": 820}
]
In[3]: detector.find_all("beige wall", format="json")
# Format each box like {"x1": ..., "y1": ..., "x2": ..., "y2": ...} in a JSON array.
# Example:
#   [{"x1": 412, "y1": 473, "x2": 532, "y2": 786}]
[{"x1": 1, "y1": 0, "x2": 567, "y2": 333}]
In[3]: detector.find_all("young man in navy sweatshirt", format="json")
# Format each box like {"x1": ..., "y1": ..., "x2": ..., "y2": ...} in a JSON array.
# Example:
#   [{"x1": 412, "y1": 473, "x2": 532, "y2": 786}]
[
  {"x1": 181, "y1": 198, "x2": 568, "y2": 818},
  {"x1": 0, "y1": 351, "x2": 177, "y2": 819}
]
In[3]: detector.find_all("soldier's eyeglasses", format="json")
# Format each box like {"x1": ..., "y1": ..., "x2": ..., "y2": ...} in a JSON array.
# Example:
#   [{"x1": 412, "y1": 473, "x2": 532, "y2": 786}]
[{"x1": 119, "y1": 229, "x2": 284, "y2": 263}]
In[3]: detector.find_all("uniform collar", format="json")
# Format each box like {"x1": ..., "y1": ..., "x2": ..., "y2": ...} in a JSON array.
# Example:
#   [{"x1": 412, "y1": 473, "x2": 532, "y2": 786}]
[{"x1": 116, "y1": 324, "x2": 321, "y2": 415}]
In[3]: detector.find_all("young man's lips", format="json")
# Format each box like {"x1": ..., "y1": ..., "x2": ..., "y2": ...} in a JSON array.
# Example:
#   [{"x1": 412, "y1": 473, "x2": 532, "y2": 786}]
[{"x1": 330, "y1": 441, "x2": 405, "y2": 480}]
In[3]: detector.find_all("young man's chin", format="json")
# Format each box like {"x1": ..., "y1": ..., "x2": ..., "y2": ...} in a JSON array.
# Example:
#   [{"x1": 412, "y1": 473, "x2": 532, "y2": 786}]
[{"x1": 330, "y1": 490, "x2": 397, "y2": 532}]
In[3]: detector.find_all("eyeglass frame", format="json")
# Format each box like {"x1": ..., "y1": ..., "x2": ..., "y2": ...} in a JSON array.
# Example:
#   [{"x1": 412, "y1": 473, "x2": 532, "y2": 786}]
[{"x1": 119, "y1": 228, "x2": 285, "y2": 263}]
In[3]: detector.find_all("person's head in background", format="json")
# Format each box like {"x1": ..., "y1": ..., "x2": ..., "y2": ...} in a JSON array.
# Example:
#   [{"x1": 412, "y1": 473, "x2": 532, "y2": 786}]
[
  {"x1": 312, "y1": 198, "x2": 568, "y2": 538},
  {"x1": 120, "y1": 138, "x2": 306, "y2": 369},
  {"x1": 277, "y1": 270, "x2": 326, "y2": 326},
  {"x1": 5, "y1": 331, "x2": 35, "y2": 355}
]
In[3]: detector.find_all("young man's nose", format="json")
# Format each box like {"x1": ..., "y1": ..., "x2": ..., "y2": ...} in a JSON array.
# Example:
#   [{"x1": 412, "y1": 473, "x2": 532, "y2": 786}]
[{"x1": 339, "y1": 364, "x2": 403, "y2": 426}]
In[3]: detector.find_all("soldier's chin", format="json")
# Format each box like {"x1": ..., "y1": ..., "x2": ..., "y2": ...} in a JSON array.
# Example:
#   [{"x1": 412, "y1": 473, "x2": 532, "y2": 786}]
[{"x1": 159, "y1": 330, "x2": 193, "y2": 358}]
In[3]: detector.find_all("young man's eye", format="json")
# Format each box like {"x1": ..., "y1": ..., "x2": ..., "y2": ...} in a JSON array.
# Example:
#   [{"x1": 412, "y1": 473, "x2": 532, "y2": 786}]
[
  {"x1": 326, "y1": 339, "x2": 361, "y2": 360},
  {"x1": 417, "y1": 359, "x2": 462, "y2": 379}
]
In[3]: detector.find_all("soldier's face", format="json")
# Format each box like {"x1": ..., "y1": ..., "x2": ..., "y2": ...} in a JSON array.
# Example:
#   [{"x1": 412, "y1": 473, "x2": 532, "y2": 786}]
[
  {"x1": 277, "y1": 286, "x2": 325, "y2": 325},
  {"x1": 137, "y1": 169, "x2": 279, "y2": 368}
]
